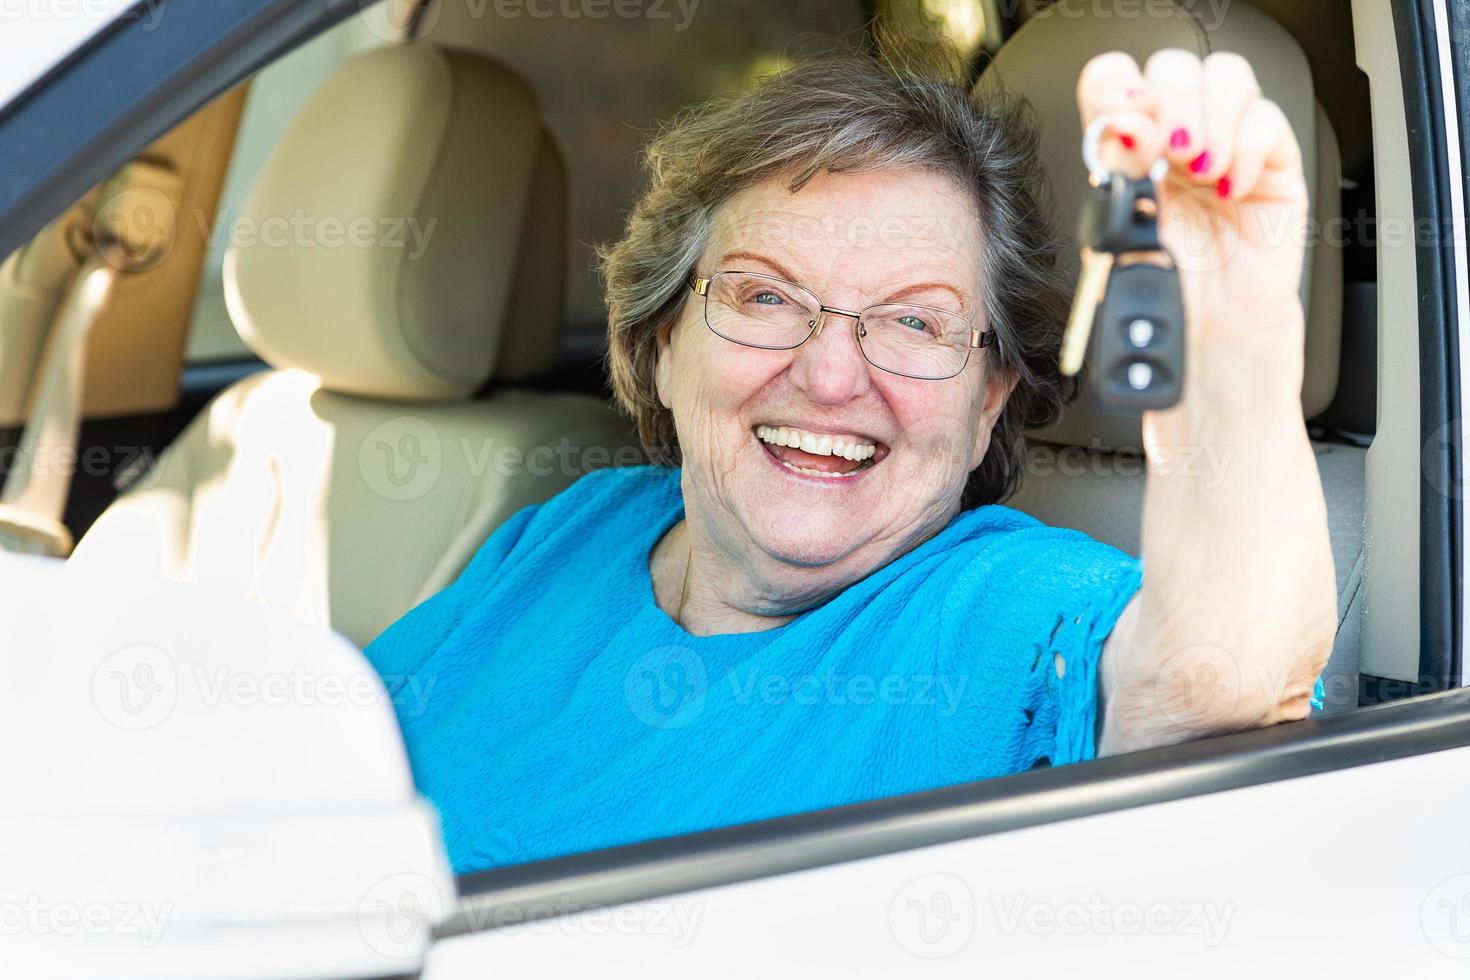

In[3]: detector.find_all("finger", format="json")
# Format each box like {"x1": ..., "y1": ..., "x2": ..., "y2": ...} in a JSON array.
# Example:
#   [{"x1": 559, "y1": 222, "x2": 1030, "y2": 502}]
[
  {"x1": 1194, "y1": 52, "x2": 1262, "y2": 184},
  {"x1": 1144, "y1": 49, "x2": 1204, "y2": 169},
  {"x1": 1077, "y1": 52, "x2": 1165, "y2": 176},
  {"x1": 1220, "y1": 96, "x2": 1300, "y2": 202}
]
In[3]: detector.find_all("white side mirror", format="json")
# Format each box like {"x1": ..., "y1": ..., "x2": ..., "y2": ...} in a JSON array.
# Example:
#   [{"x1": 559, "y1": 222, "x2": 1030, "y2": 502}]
[{"x1": 0, "y1": 553, "x2": 455, "y2": 979}]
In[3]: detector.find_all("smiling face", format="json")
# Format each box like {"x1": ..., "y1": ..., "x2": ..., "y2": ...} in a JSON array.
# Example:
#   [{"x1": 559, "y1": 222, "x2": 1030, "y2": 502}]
[{"x1": 654, "y1": 168, "x2": 1013, "y2": 606}]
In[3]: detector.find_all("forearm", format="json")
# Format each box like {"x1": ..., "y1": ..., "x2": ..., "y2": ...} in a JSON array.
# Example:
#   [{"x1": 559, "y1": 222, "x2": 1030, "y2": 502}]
[{"x1": 1099, "y1": 303, "x2": 1338, "y2": 754}]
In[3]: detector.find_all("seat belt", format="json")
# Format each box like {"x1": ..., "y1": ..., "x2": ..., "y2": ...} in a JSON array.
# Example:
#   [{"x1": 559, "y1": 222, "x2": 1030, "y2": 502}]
[{"x1": 0, "y1": 162, "x2": 180, "y2": 558}]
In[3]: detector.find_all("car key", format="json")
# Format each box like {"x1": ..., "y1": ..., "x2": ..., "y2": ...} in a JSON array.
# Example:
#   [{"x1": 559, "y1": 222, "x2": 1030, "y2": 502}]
[
  {"x1": 1088, "y1": 175, "x2": 1185, "y2": 411},
  {"x1": 1060, "y1": 169, "x2": 1131, "y2": 377},
  {"x1": 1061, "y1": 115, "x2": 1187, "y2": 412}
]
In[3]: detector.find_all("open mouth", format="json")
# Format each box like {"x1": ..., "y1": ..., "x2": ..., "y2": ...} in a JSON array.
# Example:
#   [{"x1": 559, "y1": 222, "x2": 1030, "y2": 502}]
[{"x1": 754, "y1": 424, "x2": 889, "y2": 480}]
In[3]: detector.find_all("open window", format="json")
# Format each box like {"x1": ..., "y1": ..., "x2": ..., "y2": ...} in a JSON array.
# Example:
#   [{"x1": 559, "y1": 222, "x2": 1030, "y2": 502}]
[{"x1": 0, "y1": 0, "x2": 1466, "y2": 974}]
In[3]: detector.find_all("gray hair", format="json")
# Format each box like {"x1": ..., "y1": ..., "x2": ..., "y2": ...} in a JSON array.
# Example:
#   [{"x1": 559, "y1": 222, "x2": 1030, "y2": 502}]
[{"x1": 599, "y1": 45, "x2": 1071, "y2": 507}]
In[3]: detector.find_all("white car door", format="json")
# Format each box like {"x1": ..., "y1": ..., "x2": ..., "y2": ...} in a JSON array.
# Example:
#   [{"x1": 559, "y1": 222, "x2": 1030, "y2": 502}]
[{"x1": 426, "y1": 739, "x2": 1470, "y2": 978}]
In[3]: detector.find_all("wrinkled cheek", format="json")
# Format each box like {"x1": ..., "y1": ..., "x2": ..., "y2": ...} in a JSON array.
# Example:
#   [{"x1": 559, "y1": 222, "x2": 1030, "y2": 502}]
[
  {"x1": 669, "y1": 371, "x2": 742, "y2": 484},
  {"x1": 894, "y1": 420, "x2": 984, "y2": 510}
]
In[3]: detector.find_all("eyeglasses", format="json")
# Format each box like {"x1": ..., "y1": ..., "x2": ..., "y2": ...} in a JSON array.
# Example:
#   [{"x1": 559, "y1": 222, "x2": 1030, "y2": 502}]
[{"x1": 688, "y1": 271, "x2": 992, "y2": 382}]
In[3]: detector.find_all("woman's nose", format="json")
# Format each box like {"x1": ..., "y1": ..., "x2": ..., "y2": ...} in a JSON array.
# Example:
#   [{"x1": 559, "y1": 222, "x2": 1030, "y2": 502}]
[{"x1": 786, "y1": 310, "x2": 873, "y2": 406}]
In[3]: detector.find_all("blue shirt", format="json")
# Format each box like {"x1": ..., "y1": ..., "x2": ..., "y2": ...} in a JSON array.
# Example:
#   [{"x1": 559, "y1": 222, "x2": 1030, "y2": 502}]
[{"x1": 365, "y1": 465, "x2": 1142, "y2": 873}]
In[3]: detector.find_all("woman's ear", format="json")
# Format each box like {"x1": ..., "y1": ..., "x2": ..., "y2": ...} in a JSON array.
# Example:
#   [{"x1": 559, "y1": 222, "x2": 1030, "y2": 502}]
[
  {"x1": 971, "y1": 363, "x2": 1019, "y2": 468},
  {"x1": 653, "y1": 317, "x2": 677, "y2": 410}
]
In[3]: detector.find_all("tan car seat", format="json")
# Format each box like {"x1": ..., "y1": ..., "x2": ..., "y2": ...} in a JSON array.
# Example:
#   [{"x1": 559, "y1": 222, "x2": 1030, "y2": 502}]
[{"x1": 73, "y1": 44, "x2": 639, "y2": 647}]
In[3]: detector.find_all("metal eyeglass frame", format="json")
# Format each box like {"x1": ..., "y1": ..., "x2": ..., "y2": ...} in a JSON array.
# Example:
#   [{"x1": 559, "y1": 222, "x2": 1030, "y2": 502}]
[{"x1": 688, "y1": 272, "x2": 994, "y2": 382}]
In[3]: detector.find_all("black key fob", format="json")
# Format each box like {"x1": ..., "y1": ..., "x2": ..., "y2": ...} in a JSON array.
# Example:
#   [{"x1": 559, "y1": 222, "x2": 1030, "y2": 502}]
[{"x1": 1088, "y1": 261, "x2": 1185, "y2": 412}]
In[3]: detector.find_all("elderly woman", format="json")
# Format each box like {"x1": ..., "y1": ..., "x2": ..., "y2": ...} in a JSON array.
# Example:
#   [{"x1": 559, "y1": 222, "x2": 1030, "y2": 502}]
[{"x1": 366, "y1": 47, "x2": 1335, "y2": 873}]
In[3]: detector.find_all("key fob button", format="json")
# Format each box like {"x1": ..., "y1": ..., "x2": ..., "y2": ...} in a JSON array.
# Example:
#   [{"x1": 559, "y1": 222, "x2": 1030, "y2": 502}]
[{"x1": 1127, "y1": 362, "x2": 1153, "y2": 390}]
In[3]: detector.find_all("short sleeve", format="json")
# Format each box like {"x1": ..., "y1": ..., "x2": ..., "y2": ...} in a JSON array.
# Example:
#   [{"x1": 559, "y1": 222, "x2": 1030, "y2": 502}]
[
  {"x1": 1046, "y1": 548, "x2": 1142, "y2": 765},
  {"x1": 937, "y1": 517, "x2": 1142, "y2": 780}
]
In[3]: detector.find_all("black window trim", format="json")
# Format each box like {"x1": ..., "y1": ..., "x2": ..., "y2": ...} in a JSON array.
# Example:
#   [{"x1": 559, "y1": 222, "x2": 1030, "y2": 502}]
[
  {"x1": 1434, "y1": 0, "x2": 1470, "y2": 690},
  {"x1": 1400, "y1": 0, "x2": 1464, "y2": 695}
]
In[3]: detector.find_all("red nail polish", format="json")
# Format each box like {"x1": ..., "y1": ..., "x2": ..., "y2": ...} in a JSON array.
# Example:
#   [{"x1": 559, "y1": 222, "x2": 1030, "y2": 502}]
[
  {"x1": 1119, "y1": 133, "x2": 1136, "y2": 149},
  {"x1": 1189, "y1": 150, "x2": 1211, "y2": 174},
  {"x1": 1216, "y1": 175, "x2": 1231, "y2": 198},
  {"x1": 1169, "y1": 127, "x2": 1190, "y2": 149}
]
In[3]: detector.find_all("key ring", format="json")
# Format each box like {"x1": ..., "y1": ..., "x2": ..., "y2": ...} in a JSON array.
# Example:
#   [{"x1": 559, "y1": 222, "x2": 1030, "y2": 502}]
[{"x1": 1083, "y1": 113, "x2": 1168, "y2": 186}]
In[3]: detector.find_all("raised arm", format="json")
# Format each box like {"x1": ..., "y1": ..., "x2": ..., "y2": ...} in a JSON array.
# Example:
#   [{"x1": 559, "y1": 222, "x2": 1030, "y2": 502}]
[{"x1": 1081, "y1": 50, "x2": 1339, "y2": 755}]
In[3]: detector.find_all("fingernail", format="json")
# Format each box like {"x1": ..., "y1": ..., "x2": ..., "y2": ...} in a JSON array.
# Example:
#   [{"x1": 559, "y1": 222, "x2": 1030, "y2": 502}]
[
  {"x1": 1119, "y1": 133, "x2": 1136, "y2": 149},
  {"x1": 1169, "y1": 127, "x2": 1190, "y2": 149},
  {"x1": 1189, "y1": 150, "x2": 1211, "y2": 174},
  {"x1": 1216, "y1": 175, "x2": 1231, "y2": 198}
]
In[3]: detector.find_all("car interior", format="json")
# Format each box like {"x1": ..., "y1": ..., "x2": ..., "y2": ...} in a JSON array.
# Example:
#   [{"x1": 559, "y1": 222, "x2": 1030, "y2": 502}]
[{"x1": 0, "y1": 0, "x2": 1401, "y2": 765}]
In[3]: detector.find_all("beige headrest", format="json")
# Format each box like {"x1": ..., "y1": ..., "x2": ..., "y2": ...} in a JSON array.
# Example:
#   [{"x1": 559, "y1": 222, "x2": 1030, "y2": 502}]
[
  {"x1": 225, "y1": 44, "x2": 565, "y2": 401},
  {"x1": 987, "y1": 0, "x2": 1340, "y2": 450}
]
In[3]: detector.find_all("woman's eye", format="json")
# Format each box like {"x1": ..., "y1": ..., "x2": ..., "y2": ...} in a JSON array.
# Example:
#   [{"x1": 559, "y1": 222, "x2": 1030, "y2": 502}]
[
  {"x1": 753, "y1": 291, "x2": 784, "y2": 306},
  {"x1": 898, "y1": 314, "x2": 932, "y2": 333}
]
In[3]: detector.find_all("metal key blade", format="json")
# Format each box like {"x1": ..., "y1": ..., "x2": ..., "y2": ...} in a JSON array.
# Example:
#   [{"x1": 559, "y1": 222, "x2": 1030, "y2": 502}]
[{"x1": 1060, "y1": 247, "x2": 1114, "y2": 377}]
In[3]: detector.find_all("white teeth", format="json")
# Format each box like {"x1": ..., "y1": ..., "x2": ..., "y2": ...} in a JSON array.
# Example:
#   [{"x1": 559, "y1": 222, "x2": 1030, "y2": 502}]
[
  {"x1": 756, "y1": 425, "x2": 878, "y2": 460},
  {"x1": 777, "y1": 461, "x2": 850, "y2": 479}
]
